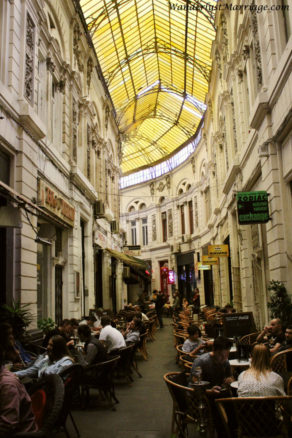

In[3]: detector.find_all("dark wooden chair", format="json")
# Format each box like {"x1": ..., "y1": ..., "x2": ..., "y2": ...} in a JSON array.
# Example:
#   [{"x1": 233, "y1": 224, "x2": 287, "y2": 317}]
[
  {"x1": 216, "y1": 396, "x2": 292, "y2": 438},
  {"x1": 164, "y1": 371, "x2": 214, "y2": 438},
  {"x1": 14, "y1": 374, "x2": 65, "y2": 437},
  {"x1": 81, "y1": 355, "x2": 120, "y2": 410}
]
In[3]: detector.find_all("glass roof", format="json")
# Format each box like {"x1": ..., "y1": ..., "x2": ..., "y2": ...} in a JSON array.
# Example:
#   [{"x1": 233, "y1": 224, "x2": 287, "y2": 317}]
[{"x1": 80, "y1": 0, "x2": 216, "y2": 174}]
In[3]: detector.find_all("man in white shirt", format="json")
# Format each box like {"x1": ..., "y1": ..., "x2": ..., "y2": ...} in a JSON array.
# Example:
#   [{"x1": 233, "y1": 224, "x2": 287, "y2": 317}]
[{"x1": 99, "y1": 316, "x2": 126, "y2": 353}]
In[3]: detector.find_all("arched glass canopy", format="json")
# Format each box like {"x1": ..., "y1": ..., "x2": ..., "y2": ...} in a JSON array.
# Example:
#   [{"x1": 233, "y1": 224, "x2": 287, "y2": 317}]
[{"x1": 80, "y1": 0, "x2": 216, "y2": 174}]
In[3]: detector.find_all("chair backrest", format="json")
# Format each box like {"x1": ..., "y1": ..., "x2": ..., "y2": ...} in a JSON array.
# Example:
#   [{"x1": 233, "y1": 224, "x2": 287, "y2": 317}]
[
  {"x1": 29, "y1": 374, "x2": 64, "y2": 432},
  {"x1": 216, "y1": 396, "x2": 292, "y2": 438},
  {"x1": 271, "y1": 348, "x2": 292, "y2": 375},
  {"x1": 239, "y1": 332, "x2": 260, "y2": 345},
  {"x1": 287, "y1": 376, "x2": 292, "y2": 395},
  {"x1": 164, "y1": 372, "x2": 213, "y2": 432}
]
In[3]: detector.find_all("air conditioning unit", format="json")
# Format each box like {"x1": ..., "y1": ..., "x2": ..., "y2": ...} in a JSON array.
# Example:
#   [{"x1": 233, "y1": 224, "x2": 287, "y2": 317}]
[
  {"x1": 111, "y1": 220, "x2": 119, "y2": 233},
  {"x1": 123, "y1": 266, "x2": 131, "y2": 278},
  {"x1": 94, "y1": 200, "x2": 105, "y2": 217}
]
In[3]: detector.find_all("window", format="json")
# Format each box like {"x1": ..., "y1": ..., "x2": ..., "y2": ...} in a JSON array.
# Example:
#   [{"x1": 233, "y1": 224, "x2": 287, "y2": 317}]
[
  {"x1": 180, "y1": 205, "x2": 185, "y2": 235},
  {"x1": 152, "y1": 215, "x2": 157, "y2": 241},
  {"x1": 142, "y1": 217, "x2": 148, "y2": 246},
  {"x1": 188, "y1": 201, "x2": 194, "y2": 234},
  {"x1": 131, "y1": 220, "x2": 137, "y2": 245},
  {"x1": 205, "y1": 188, "x2": 211, "y2": 222},
  {"x1": 161, "y1": 212, "x2": 167, "y2": 242}
]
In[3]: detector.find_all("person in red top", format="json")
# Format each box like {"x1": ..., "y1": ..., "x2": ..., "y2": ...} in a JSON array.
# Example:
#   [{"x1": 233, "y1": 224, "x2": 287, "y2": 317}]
[{"x1": 0, "y1": 344, "x2": 37, "y2": 437}]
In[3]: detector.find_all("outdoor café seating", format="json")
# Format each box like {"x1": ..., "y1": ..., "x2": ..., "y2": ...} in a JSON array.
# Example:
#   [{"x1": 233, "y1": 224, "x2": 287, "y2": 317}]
[
  {"x1": 216, "y1": 396, "x2": 292, "y2": 438},
  {"x1": 13, "y1": 374, "x2": 65, "y2": 438}
]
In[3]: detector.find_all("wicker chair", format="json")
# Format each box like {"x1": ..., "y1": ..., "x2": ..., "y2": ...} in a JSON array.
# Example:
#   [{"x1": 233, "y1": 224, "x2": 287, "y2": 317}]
[
  {"x1": 138, "y1": 330, "x2": 149, "y2": 360},
  {"x1": 164, "y1": 371, "x2": 214, "y2": 438},
  {"x1": 14, "y1": 374, "x2": 65, "y2": 438},
  {"x1": 239, "y1": 332, "x2": 261, "y2": 345},
  {"x1": 271, "y1": 348, "x2": 292, "y2": 375},
  {"x1": 216, "y1": 396, "x2": 292, "y2": 438}
]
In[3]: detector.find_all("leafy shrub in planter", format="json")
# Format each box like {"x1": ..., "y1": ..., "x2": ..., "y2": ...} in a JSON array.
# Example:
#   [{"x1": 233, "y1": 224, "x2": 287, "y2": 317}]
[{"x1": 267, "y1": 280, "x2": 292, "y2": 328}]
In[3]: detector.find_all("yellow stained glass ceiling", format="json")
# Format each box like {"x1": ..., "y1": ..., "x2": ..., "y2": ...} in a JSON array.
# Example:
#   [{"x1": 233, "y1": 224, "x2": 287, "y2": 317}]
[{"x1": 80, "y1": 0, "x2": 216, "y2": 174}]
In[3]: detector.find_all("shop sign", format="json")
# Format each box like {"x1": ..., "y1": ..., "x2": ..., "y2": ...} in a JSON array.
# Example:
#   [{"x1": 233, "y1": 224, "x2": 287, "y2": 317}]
[
  {"x1": 38, "y1": 180, "x2": 75, "y2": 227},
  {"x1": 202, "y1": 255, "x2": 218, "y2": 265},
  {"x1": 94, "y1": 230, "x2": 107, "y2": 247},
  {"x1": 124, "y1": 245, "x2": 141, "y2": 256},
  {"x1": 168, "y1": 270, "x2": 175, "y2": 284},
  {"x1": 197, "y1": 262, "x2": 211, "y2": 270},
  {"x1": 236, "y1": 191, "x2": 270, "y2": 224},
  {"x1": 208, "y1": 244, "x2": 229, "y2": 257}
]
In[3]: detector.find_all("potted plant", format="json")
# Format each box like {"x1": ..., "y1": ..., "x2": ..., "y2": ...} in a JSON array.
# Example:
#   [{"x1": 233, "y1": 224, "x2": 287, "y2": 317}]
[
  {"x1": 0, "y1": 301, "x2": 33, "y2": 339},
  {"x1": 267, "y1": 280, "x2": 292, "y2": 328},
  {"x1": 37, "y1": 317, "x2": 56, "y2": 335}
]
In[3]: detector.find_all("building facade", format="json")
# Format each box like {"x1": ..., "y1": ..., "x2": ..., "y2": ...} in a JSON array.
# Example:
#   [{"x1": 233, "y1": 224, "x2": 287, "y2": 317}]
[
  {"x1": 0, "y1": 0, "x2": 125, "y2": 324},
  {"x1": 120, "y1": 2, "x2": 292, "y2": 327}
]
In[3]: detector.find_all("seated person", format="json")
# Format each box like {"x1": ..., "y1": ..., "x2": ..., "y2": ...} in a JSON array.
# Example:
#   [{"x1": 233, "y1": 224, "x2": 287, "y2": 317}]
[
  {"x1": 238, "y1": 344, "x2": 285, "y2": 397},
  {"x1": 42, "y1": 318, "x2": 76, "y2": 348},
  {"x1": 0, "y1": 344, "x2": 37, "y2": 437},
  {"x1": 190, "y1": 336, "x2": 234, "y2": 395},
  {"x1": 133, "y1": 305, "x2": 149, "y2": 321},
  {"x1": 75, "y1": 324, "x2": 108, "y2": 366},
  {"x1": 99, "y1": 316, "x2": 126, "y2": 353},
  {"x1": 279, "y1": 325, "x2": 292, "y2": 351},
  {"x1": 15, "y1": 335, "x2": 73, "y2": 379},
  {"x1": 0, "y1": 322, "x2": 28, "y2": 369},
  {"x1": 182, "y1": 326, "x2": 206, "y2": 356},
  {"x1": 123, "y1": 318, "x2": 142, "y2": 344},
  {"x1": 256, "y1": 318, "x2": 285, "y2": 354}
]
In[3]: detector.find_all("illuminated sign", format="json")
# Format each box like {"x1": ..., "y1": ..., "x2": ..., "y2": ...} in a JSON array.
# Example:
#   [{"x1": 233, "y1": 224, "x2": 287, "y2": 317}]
[
  {"x1": 168, "y1": 270, "x2": 175, "y2": 284},
  {"x1": 208, "y1": 244, "x2": 229, "y2": 257}
]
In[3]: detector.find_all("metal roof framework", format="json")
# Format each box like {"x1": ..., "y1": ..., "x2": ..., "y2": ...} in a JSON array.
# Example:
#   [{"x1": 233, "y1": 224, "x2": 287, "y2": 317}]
[{"x1": 80, "y1": 0, "x2": 216, "y2": 174}]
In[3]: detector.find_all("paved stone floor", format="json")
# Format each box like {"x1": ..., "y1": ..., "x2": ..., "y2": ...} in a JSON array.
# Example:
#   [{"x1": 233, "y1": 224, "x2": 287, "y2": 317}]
[{"x1": 64, "y1": 318, "x2": 181, "y2": 438}]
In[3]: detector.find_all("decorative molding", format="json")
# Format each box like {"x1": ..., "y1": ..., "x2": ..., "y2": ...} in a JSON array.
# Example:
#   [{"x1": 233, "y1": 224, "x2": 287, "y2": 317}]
[{"x1": 25, "y1": 14, "x2": 35, "y2": 102}]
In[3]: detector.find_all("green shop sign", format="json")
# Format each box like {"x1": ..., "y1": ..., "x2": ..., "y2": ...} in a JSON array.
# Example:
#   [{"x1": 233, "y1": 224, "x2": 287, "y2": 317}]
[{"x1": 236, "y1": 191, "x2": 270, "y2": 224}]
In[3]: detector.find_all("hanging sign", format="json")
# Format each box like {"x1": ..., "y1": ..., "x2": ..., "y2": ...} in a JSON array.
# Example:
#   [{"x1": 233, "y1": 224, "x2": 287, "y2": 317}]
[
  {"x1": 202, "y1": 255, "x2": 218, "y2": 265},
  {"x1": 197, "y1": 262, "x2": 211, "y2": 271},
  {"x1": 236, "y1": 191, "x2": 270, "y2": 224},
  {"x1": 208, "y1": 244, "x2": 229, "y2": 257}
]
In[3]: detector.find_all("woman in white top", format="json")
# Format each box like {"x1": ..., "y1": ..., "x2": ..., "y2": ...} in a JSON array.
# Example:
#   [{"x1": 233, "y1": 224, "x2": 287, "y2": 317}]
[{"x1": 238, "y1": 343, "x2": 285, "y2": 397}]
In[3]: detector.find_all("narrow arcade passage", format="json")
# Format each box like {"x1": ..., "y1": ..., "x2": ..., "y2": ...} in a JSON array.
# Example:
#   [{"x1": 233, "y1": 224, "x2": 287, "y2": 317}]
[{"x1": 70, "y1": 319, "x2": 179, "y2": 438}]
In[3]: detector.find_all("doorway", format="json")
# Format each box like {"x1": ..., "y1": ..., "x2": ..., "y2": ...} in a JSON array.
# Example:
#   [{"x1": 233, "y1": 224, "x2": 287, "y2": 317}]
[{"x1": 55, "y1": 265, "x2": 63, "y2": 325}]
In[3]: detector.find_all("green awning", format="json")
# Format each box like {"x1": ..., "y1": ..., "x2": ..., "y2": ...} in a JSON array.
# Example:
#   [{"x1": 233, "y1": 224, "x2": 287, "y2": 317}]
[{"x1": 106, "y1": 248, "x2": 149, "y2": 278}]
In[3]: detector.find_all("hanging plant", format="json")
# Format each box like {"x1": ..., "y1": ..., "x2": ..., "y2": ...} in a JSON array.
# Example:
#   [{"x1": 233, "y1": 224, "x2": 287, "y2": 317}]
[{"x1": 267, "y1": 280, "x2": 292, "y2": 328}]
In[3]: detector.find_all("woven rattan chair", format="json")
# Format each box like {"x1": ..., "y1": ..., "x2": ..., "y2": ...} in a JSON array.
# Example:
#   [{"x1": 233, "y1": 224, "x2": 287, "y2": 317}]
[
  {"x1": 164, "y1": 371, "x2": 214, "y2": 438},
  {"x1": 287, "y1": 376, "x2": 292, "y2": 395},
  {"x1": 239, "y1": 332, "x2": 261, "y2": 345},
  {"x1": 137, "y1": 330, "x2": 148, "y2": 360},
  {"x1": 271, "y1": 348, "x2": 292, "y2": 375},
  {"x1": 216, "y1": 396, "x2": 292, "y2": 438}
]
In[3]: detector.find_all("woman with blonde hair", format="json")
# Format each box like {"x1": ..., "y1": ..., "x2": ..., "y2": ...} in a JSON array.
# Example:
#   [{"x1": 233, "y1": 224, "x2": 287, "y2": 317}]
[{"x1": 237, "y1": 343, "x2": 285, "y2": 397}]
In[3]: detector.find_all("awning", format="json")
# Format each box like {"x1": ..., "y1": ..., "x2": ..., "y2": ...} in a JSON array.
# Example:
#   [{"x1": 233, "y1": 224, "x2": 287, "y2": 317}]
[
  {"x1": 0, "y1": 181, "x2": 70, "y2": 228},
  {"x1": 106, "y1": 248, "x2": 150, "y2": 280}
]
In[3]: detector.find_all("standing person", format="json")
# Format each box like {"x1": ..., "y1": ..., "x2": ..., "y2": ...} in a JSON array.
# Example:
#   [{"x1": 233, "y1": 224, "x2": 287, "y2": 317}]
[
  {"x1": 256, "y1": 318, "x2": 285, "y2": 354},
  {"x1": 99, "y1": 316, "x2": 126, "y2": 353},
  {"x1": 0, "y1": 344, "x2": 37, "y2": 437},
  {"x1": 238, "y1": 344, "x2": 285, "y2": 397},
  {"x1": 155, "y1": 290, "x2": 165, "y2": 328},
  {"x1": 192, "y1": 287, "x2": 200, "y2": 314}
]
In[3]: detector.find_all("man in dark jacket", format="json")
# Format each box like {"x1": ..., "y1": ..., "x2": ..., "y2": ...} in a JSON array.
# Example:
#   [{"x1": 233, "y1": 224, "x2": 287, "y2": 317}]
[{"x1": 76, "y1": 324, "x2": 108, "y2": 366}]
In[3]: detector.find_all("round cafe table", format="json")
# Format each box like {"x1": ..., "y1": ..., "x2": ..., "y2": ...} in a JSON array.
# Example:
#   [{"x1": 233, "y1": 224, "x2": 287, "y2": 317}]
[{"x1": 230, "y1": 358, "x2": 250, "y2": 379}]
